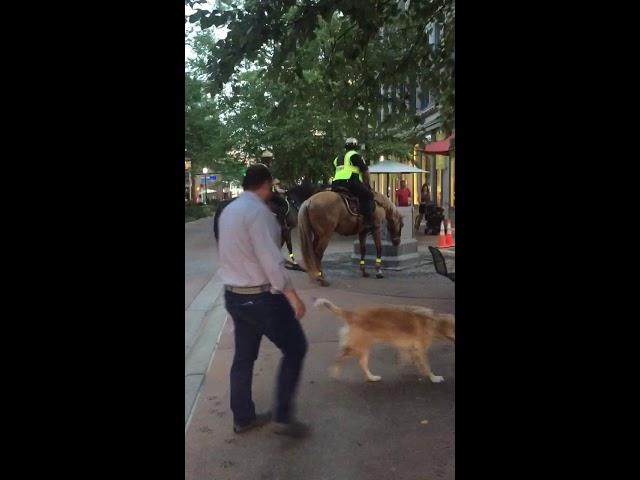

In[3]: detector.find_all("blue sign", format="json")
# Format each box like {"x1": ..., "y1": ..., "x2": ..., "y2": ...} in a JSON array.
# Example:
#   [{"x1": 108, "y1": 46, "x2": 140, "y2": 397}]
[{"x1": 207, "y1": 175, "x2": 217, "y2": 181}]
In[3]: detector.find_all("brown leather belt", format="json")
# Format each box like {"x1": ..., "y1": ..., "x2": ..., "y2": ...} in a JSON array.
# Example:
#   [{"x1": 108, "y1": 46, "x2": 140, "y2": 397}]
[{"x1": 224, "y1": 284, "x2": 271, "y2": 295}]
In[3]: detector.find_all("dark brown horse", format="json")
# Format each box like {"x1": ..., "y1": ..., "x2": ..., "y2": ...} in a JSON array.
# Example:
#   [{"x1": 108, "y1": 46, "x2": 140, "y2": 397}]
[{"x1": 297, "y1": 191, "x2": 403, "y2": 286}]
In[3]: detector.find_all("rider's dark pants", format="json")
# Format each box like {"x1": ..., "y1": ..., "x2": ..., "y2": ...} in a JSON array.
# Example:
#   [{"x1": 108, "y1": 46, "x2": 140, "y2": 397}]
[{"x1": 332, "y1": 177, "x2": 374, "y2": 224}]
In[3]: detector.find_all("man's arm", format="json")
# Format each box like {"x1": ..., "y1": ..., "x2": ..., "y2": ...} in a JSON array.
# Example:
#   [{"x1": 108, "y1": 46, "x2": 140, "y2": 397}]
[
  {"x1": 248, "y1": 210, "x2": 306, "y2": 319},
  {"x1": 351, "y1": 154, "x2": 371, "y2": 187}
]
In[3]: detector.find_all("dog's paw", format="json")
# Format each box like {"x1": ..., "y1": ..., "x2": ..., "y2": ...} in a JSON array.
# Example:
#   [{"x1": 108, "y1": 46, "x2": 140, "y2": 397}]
[
  {"x1": 329, "y1": 366, "x2": 341, "y2": 379},
  {"x1": 429, "y1": 375, "x2": 444, "y2": 383},
  {"x1": 366, "y1": 375, "x2": 382, "y2": 382}
]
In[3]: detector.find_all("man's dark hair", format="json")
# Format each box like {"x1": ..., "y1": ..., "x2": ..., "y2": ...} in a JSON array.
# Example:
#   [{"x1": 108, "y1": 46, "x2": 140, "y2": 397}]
[{"x1": 242, "y1": 163, "x2": 273, "y2": 190}]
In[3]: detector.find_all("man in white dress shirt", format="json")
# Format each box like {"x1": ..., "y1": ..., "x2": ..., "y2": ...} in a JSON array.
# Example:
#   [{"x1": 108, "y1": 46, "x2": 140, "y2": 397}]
[{"x1": 218, "y1": 163, "x2": 309, "y2": 438}]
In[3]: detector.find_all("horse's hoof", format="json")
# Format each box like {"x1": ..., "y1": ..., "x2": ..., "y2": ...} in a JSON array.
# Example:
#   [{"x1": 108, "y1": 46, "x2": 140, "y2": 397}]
[
  {"x1": 376, "y1": 273, "x2": 384, "y2": 279},
  {"x1": 316, "y1": 278, "x2": 330, "y2": 287},
  {"x1": 362, "y1": 271, "x2": 370, "y2": 278}
]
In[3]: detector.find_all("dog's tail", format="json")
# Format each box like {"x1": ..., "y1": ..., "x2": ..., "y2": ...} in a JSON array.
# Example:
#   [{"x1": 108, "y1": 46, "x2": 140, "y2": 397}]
[{"x1": 313, "y1": 297, "x2": 351, "y2": 322}]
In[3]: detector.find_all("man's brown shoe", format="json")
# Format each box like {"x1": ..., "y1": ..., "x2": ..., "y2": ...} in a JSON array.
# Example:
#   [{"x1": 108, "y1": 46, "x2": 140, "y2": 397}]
[
  {"x1": 233, "y1": 411, "x2": 272, "y2": 434},
  {"x1": 272, "y1": 419, "x2": 311, "y2": 438}
]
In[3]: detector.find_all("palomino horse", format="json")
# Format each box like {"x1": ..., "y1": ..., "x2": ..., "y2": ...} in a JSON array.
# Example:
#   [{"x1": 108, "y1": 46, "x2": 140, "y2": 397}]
[{"x1": 297, "y1": 191, "x2": 403, "y2": 286}]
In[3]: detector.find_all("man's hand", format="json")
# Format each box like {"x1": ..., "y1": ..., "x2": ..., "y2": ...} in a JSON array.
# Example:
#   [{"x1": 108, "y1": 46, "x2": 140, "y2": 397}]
[{"x1": 284, "y1": 289, "x2": 306, "y2": 320}]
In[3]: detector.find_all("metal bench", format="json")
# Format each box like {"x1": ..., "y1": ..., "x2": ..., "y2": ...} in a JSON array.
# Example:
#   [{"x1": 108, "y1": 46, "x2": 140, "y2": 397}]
[{"x1": 428, "y1": 246, "x2": 455, "y2": 282}]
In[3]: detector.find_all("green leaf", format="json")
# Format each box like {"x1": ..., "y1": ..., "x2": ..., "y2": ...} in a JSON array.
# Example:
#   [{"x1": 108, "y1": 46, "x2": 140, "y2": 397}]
[{"x1": 189, "y1": 10, "x2": 206, "y2": 23}]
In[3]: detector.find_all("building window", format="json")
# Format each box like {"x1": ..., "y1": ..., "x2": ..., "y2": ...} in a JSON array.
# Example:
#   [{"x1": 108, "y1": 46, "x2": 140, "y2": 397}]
[{"x1": 419, "y1": 87, "x2": 429, "y2": 110}]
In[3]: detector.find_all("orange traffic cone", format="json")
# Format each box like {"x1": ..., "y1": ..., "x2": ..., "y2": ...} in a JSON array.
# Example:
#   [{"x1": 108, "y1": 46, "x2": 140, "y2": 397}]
[
  {"x1": 445, "y1": 219, "x2": 455, "y2": 247},
  {"x1": 438, "y1": 220, "x2": 448, "y2": 247}
]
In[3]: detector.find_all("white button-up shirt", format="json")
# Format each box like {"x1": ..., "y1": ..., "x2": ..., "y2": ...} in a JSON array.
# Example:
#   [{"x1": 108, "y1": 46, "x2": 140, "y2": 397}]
[{"x1": 218, "y1": 191, "x2": 292, "y2": 292}]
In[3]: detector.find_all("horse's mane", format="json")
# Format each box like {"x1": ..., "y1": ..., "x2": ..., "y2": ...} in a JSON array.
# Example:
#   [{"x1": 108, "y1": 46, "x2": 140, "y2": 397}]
[
  {"x1": 287, "y1": 182, "x2": 328, "y2": 205},
  {"x1": 373, "y1": 191, "x2": 398, "y2": 215}
]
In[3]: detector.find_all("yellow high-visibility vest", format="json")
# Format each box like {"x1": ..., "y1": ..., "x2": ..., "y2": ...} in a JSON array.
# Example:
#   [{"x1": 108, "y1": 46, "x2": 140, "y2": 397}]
[{"x1": 333, "y1": 150, "x2": 363, "y2": 182}]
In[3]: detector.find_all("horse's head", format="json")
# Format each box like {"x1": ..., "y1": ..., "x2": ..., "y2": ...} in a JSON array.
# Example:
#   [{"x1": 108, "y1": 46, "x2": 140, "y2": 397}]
[
  {"x1": 374, "y1": 192, "x2": 403, "y2": 246},
  {"x1": 386, "y1": 207, "x2": 404, "y2": 246},
  {"x1": 284, "y1": 190, "x2": 301, "y2": 212}
]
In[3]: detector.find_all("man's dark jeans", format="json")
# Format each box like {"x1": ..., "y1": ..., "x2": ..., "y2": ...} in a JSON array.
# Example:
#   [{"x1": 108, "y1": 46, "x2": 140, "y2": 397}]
[{"x1": 224, "y1": 291, "x2": 308, "y2": 427}]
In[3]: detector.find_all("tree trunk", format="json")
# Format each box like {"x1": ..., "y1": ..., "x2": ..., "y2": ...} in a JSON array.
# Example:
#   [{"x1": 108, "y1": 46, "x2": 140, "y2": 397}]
[{"x1": 191, "y1": 174, "x2": 199, "y2": 205}]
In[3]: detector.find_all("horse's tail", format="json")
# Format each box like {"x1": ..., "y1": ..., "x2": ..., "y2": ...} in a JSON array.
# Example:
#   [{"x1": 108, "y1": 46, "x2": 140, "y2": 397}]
[{"x1": 298, "y1": 199, "x2": 319, "y2": 279}]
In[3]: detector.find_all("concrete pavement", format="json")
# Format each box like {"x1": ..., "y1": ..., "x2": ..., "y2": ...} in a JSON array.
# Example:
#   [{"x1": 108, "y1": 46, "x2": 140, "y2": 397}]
[
  {"x1": 185, "y1": 216, "x2": 218, "y2": 308},
  {"x1": 185, "y1": 226, "x2": 455, "y2": 480}
]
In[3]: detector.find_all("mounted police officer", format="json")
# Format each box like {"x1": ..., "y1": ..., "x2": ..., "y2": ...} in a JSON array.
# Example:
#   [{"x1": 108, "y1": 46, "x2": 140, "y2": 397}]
[{"x1": 331, "y1": 138, "x2": 375, "y2": 230}]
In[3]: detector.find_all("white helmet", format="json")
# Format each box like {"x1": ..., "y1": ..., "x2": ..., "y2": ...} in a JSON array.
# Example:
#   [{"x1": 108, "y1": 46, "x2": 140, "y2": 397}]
[{"x1": 344, "y1": 138, "x2": 359, "y2": 150}]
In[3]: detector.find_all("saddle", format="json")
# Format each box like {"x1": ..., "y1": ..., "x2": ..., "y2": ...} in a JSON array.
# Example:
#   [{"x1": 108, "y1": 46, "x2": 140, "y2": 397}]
[{"x1": 329, "y1": 186, "x2": 360, "y2": 216}]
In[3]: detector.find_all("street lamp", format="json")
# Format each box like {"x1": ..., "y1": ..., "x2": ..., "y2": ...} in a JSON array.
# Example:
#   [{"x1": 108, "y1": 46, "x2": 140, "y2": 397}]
[{"x1": 202, "y1": 167, "x2": 209, "y2": 205}]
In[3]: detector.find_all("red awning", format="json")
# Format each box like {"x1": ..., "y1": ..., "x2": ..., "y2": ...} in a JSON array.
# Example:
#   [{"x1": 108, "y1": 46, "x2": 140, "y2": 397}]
[{"x1": 423, "y1": 135, "x2": 454, "y2": 155}]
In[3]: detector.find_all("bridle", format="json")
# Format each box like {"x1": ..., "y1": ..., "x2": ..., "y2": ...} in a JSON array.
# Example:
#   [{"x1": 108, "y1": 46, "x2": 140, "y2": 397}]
[{"x1": 387, "y1": 212, "x2": 403, "y2": 244}]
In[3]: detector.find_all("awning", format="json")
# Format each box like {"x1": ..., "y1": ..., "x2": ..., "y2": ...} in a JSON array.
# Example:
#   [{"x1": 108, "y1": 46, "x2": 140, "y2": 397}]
[
  {"x1": 368, "y1": 160, "x2": 427, "y2": 174},
  {"x1": 424, "y1": 135, "x2": 454, "y2": 155}
]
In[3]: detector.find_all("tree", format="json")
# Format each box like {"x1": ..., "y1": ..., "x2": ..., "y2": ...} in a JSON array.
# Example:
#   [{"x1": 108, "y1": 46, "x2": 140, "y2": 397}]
[
  {"x1": 185, "y1": 73, "x2": 243, "y2": 200},
  {"x1": 211, "y1": 12, "x2": 435, "y2": 182},
  {"x1": 186, "y1": 0, "x2": 455, "y2": 132},
  {"x1": 185, "y1": 1, "x2": 455, "y2": 186}
]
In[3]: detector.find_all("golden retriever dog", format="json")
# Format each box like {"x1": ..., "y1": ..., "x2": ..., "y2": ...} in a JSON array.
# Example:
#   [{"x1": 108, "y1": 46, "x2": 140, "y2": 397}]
[{"x1": 313, "y1": 298, "x2": 454, "y2": 383}]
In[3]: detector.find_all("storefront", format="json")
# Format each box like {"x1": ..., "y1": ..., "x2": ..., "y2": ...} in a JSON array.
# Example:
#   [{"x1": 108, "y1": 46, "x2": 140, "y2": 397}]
[
  {"x1": 368, "y1": 160, "x2": 428, "y2": 206},
  {"x1": 365, "y1": 131, "x2": 454, "y2": 217},
  {"x1": 424, "y1": 133, "x2": 455, "y2": 219}
]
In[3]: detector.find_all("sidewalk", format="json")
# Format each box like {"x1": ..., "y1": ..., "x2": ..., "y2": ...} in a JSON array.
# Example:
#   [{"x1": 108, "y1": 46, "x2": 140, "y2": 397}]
[
  {"x1": 185, "y1": 274, "x2": 226, "y2": 425},
  {"x1": 185, "y1": 232, "x2": 455, "y2": 480}
]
